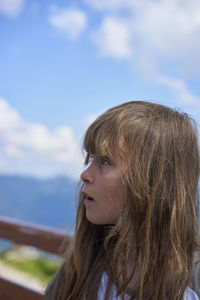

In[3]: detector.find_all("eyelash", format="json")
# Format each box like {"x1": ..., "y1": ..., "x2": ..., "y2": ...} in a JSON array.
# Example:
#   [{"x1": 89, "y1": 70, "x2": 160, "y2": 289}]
[
  {"x1": 100, "y1": 156, "x2": 111, "y2": 166},
  {"x1": 87, "y1": 155, "x2": 111, "y2": 166},
  {"x1": 88, "y1": 155, "x2": 94, "y2": 164}
]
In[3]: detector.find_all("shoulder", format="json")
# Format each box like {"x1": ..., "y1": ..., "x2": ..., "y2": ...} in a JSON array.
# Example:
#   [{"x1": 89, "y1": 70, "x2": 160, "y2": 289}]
[
  {"x1": 184, "y1": 287, "x2": 199, "y2": 300},
  {"x1": 190, "y1": 251, "x2": 200, "y2": 299},
  {"x1": 98, "y1": 273, "x2": 199, "y2": 300},
  {"x1": 98, "y1": 272, "x2": 130, "y2": 300}
]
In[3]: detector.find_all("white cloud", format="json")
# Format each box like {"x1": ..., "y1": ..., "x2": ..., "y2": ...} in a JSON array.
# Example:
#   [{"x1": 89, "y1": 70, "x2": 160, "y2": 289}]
[
  {"x1": 81, "y1": 112, "x2": 102, "y2": 133},
  {"x1": 4, "y1": 145, "x2": 23, "y2": 158},
  {"x1": 86, "y1": 0, "x2": 200, "y2": 76},
  {"x1": 0, "y1": 98, "x2": 83, "y2": 179},
  {"x1": 87, "y1": 0, "x2": 200, "y2": 76},
  {"x1": 0, "y1": 0, "x2": 24, "y2": 17},
  {"x1": 85, "y1": 113, "x2": 99, "y2": 126},
  {"x1": 133, "y1": 0, "x2": 200, "y2": 74},
  {"x1": 157, "y1": 76, "x2": 200, "y2": 106},
  {"x1": 91, "y1": 17, "x2": 131, "y2": 59},
  {"x1": 48, "y1": 8, "x2": 87, "y2": 39},
  {"x1": 86, "y1": 0, "x2": 200, "y2": 106},
  {"x1": 0, "y1": 99, "x2": 23, "y2": 129}
]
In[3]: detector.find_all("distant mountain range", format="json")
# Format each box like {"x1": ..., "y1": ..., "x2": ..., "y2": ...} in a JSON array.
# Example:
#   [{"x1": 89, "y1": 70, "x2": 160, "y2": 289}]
[{"x1": 0, "y1": 175, "x2": 78, "y2": 230}]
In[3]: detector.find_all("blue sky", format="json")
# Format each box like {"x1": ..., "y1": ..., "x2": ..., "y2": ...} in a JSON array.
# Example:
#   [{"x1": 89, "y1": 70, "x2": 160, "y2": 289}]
[{"x1": 0, "y1": 0, "x2": 200, "y2": 179}]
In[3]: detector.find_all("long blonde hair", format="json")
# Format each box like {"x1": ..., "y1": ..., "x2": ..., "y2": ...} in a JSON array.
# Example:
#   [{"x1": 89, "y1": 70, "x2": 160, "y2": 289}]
[{"x1": 47, "y1": 101, "x2": 200, "y2": 300}]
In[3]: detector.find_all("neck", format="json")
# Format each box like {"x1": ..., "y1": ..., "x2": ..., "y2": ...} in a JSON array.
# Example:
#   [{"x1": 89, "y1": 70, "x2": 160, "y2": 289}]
[{"x1": 118, "y1": 247, "x2": 141, "y2": 293}]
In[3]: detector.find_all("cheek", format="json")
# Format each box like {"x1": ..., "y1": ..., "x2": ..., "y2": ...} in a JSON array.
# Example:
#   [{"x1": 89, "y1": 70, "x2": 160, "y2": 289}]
[
  {"x1": 107, "y1": 186, "x2": 126, "y2": 216},
  {"x1": 113, "y1": 179, "x2": 126, "y2": 204}
]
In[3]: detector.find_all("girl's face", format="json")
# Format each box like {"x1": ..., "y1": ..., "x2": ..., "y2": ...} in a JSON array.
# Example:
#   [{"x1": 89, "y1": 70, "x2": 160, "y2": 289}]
[{"x1": 81, "y1": 154, "x2": 126, "y2": 224}]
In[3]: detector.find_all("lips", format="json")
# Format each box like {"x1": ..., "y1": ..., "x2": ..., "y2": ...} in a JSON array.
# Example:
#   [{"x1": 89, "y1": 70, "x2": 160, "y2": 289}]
[
  {"x1": 82, "y1": 191, "x2": 95, "y2": 202},
  {"x1": 86, "y1": 196, "x2": 94, "y2": 201}
]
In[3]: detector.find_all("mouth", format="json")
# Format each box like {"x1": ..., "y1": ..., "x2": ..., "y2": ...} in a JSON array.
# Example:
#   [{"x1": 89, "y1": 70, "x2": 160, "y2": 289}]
[
  {"x1": 86, "y1": 196, "x2": 94, "y2": 201},
  {"x1": 82, "y1": 192, "x2": 95, "y2": 203}
]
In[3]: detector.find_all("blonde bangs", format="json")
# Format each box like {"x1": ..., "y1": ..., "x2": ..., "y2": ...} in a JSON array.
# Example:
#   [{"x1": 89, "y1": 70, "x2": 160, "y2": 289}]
[{"x1": 83, "y1": 113, "x2": 126, "y2": 162}]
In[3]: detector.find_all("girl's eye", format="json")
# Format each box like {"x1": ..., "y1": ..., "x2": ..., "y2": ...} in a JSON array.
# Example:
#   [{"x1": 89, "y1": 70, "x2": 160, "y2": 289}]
[
  {"x1": 100, "y1": 156, "x2": 111, "y2": 166},
  {"x1": 88, "y1": 155, "x2": 94, "y2": 164},
  {"x1": 86, "y1": 155, "x2": 111, "y2": 166}
]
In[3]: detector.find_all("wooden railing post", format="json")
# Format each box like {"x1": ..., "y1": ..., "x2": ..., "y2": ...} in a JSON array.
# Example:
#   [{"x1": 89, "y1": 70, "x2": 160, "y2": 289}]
[
  {"x1": 0, "y1": 277, "x2": 44, "y2": 300},
  {"x1": 0, "y1": 215, "x2": 71, "y2": 300},
  {"x1": 0, "y1": 216, "x2": 70, "y2": 255}
]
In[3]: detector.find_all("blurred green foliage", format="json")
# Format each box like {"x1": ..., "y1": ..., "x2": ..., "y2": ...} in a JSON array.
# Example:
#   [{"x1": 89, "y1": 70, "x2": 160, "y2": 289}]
[{"x1": 0, "y1": 251, "x2": 61, "y2": 285}]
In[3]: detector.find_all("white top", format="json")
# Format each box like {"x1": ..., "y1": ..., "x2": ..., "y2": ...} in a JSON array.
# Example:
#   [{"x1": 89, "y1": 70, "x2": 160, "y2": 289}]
[{"x1": 98, "y1": 272, "x2": 199, "y2": 300}]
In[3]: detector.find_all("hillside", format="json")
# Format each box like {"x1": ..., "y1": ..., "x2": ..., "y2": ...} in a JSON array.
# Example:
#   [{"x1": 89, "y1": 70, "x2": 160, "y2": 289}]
[{"x1": 0, "y1": 175, "x2": 77, "y2": 230}]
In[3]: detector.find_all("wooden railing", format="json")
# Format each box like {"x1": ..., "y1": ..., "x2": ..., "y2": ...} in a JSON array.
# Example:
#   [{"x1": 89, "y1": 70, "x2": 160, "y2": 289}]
[{"x1": 0, "y1": 216, "x2": 70, "y2": 300}]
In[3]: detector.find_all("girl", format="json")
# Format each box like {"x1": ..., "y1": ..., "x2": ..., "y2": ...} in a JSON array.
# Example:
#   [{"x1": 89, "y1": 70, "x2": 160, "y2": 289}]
[{"x1": 45, "y1": 101, "x2": 200, "y2": 300}]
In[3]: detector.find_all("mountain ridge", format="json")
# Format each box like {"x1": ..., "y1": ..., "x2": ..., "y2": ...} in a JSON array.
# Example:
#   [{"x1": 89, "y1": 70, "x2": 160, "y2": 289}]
[{"x1": 0, "y1": 175, "x2": 78, "y2": 230}]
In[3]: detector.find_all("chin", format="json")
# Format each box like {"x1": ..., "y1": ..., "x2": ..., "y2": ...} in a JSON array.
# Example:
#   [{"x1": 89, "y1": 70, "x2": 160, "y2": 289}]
[{"x1": 86, "y1": 214, "x2": 116, "y2": 225}]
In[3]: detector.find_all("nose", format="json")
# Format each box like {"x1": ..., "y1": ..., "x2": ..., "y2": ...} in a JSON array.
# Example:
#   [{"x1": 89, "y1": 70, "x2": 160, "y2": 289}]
[{"x1": 80, "y1": 165, "x2": 94, "y2": 184}]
